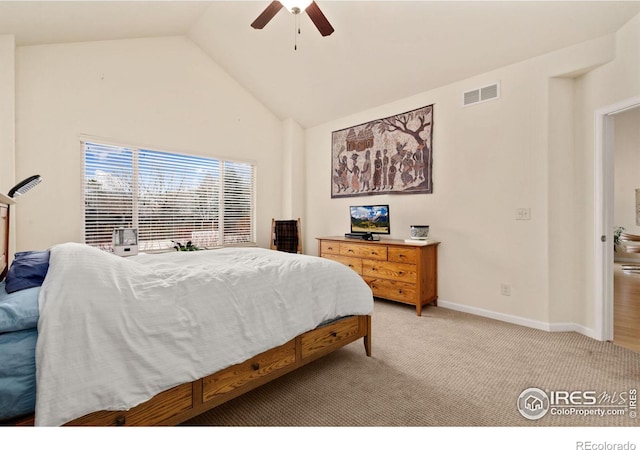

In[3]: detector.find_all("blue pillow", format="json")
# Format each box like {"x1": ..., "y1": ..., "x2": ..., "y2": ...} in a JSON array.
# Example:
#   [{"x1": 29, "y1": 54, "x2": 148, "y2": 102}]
[
  {"x1": 5, "y1": 250, "x2": 50, "y2": 294},
  {"x1": 0, "y1": 281, "x2": 40, "y2": 333}
]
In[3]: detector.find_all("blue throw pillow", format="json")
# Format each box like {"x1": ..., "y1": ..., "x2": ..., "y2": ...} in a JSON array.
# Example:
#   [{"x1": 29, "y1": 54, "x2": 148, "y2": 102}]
[{"x1": 5, "y1": 250, "x2": 50, "y2": 294}]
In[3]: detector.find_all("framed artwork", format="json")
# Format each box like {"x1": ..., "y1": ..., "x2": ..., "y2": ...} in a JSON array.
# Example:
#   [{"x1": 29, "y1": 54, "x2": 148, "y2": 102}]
[{"x1": 331, "y1": 104, "x2": 434, "y2": 198}]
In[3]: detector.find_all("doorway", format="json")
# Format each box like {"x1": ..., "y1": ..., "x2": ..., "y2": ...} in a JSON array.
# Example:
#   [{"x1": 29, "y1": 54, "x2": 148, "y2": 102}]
[{"x1": 595, "y1": 96, "x2": 640, "y2": 349}]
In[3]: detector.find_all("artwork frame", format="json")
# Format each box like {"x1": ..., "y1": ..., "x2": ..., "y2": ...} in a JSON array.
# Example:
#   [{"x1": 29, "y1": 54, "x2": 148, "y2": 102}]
[{"x1": 331, "y1": 104, "x2": 434, "y2": 198}]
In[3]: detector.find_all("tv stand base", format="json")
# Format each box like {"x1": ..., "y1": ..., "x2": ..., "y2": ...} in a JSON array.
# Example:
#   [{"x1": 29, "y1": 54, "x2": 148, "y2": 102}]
[{"x1": 344, "y1": 232, "x2": 379, "y2": 241}]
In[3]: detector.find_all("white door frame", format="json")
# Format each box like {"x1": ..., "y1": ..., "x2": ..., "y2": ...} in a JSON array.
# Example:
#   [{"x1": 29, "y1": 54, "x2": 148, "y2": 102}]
[{"x1": 594, "y1": 96, "x2": 640, "y2": 341}]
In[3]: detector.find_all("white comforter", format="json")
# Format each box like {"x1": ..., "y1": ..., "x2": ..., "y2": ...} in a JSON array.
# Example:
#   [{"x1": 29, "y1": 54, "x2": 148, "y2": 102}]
[{"x1": 35, "y1": 243, "x2": 373, "y2": 426}]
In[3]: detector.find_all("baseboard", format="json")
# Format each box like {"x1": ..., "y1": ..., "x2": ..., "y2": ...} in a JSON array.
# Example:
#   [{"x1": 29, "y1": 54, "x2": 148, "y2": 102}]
[
  {"x1": 437, "y1": 300, "x2": 599, "y2": 340},
  {"x1": 547, "y1": 322, "x2": 599, "y2": 340}
]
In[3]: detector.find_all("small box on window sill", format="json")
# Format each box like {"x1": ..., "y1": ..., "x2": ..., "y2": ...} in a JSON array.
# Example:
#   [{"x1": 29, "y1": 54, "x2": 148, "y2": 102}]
[{"x1": 113, "y1": 228, "x2": 139, "y2": 257}]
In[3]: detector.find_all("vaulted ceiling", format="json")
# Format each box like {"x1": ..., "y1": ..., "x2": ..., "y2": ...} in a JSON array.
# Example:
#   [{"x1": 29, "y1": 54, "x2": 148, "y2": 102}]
[{"x1": 2, "y1": 1, "x2": 640, "y2": 127}]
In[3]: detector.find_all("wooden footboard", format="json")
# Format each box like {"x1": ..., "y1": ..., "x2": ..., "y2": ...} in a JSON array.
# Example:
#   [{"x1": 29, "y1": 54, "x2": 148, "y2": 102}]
[{"x1": 11, "y1": 314, "x2": 371, "y2": 426}]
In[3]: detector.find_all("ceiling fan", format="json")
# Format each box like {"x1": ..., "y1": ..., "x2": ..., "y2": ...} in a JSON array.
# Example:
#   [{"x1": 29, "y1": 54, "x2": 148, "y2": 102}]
[{"x1": 251, "y1": 1, "x2": 335, "y2": 37}]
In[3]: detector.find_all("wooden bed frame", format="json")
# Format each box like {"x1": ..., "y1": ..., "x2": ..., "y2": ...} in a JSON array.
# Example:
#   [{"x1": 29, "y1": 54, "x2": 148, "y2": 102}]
[{"x1": 0, "y1": 198, "x2": 372, "y2": 426}]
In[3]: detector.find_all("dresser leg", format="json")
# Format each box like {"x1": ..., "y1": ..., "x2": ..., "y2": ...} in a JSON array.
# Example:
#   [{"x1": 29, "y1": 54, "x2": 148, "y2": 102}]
[{"x1": 416, "y1": 303, "x2": 422, "y2": 316}]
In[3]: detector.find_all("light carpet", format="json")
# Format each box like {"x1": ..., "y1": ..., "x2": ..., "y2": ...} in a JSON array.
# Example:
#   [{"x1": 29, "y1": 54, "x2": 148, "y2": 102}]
[{"x1": 183, "y1": 299, "x2": 639, "y2": 427}]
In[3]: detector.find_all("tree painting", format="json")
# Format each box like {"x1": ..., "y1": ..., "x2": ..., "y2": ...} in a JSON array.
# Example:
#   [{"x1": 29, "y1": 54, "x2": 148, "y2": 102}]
[{"x1": 331, "y1": 105, "x2": 433, "y2": 198}]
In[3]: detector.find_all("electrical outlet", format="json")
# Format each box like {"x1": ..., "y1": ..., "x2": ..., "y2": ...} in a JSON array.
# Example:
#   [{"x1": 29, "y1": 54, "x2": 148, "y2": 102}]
[
  {"x1": 516, "y1": 208, "x2": 531, "y2": 220},
  {"x1": 501, "y1": 283, "x2": 512, "y2": 296}
]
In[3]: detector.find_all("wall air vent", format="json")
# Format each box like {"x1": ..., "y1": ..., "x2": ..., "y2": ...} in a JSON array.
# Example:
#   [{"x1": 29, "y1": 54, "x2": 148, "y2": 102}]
[{"x1": 463, "y1": 81, "x2": 500, "y2": 107}]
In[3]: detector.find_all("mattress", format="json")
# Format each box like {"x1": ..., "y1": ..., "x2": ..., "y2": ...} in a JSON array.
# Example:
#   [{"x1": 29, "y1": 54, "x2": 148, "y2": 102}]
[{"x1": 36, "y1": 244, "x2": 373, "y2": 426}]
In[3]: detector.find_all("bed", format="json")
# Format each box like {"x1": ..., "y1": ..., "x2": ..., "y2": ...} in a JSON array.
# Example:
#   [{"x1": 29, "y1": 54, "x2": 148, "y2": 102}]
[{"x1": 0, "y1": 197, "x2": 373, "y2": 426}]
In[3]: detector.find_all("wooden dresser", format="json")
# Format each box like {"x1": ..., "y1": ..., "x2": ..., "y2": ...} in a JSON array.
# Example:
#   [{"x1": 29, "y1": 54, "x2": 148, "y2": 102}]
[{"x1": 317, "y1": 237, "x2": 439, "y2": 316}]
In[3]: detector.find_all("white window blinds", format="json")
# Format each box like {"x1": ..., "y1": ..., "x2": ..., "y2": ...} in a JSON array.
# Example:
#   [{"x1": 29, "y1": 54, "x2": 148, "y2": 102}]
[{"x1": 83, "y1": 141, "x2": 256, "y2": 251}]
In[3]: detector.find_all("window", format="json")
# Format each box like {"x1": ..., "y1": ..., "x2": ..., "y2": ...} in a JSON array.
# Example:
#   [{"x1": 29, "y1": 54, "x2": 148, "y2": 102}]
[{"x1": 83, "y1": 141, "x2": 256, "y2": 251}]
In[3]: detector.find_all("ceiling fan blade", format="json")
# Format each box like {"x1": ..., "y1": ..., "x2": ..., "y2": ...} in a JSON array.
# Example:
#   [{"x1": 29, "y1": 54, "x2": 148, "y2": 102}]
[
  {"x1": 251, "y1": 1, "x2": 284, "y2": 30},
  {"x1": 305, "y1": 1, "x2": 334, "y2": 37}
]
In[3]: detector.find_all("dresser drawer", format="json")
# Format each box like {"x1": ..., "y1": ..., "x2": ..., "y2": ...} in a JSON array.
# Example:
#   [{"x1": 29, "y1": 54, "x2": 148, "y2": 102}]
[
  {"x1": 322, "y1": 254, "x2": 363, "y2": 274},
  {"x1": 388, "y1": 247, "x2": 418, "y2": 264},
  {"x1": 301, "y1": 316, "x2": 360, "y2": 360},
  {"x1": 340, "y1": 243, "x2": 387, "y2": 260},
  {"x1": 202, "y1": 340, "x2": 296, "y2": 402},
  {"x1": 362, "y1": 260, "x2": 416, "y2": 282},
  {"x1": 364, "y1": 276, "x2": 417, "y2": 303},
  {"x1": 66, "y1": 383, "x2": 193, "y2": 426},
  {"x1": 320, "y1": 240, "x2": 341, "y2": 255}
]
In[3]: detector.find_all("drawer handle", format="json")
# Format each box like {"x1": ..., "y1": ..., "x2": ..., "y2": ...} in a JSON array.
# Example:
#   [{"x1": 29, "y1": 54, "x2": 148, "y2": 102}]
[
  {"x1": 348, "y1": 264, "x2": 354, "y2": 268},
  {"x1": 331, "y1": 332, "x2": 338, "y2": 337},
  {"x1": 347, "y1": 249, "x2": 354, "y2": 253},
  {"x1": 328, "y1": 246, "x2": 334, "y2": 250},
  {"x1": 398, "y1": 271, "x2": 403, "y2": 275},
  {"x1": 398, "y1": 290, "x2": 403, "y2": 294},
  {"x1": 115, "y1": 415, "x2": 126, "y2": 426},
  {"x1": 251, "y1": 363, "x2": 260, "y2": 371}
]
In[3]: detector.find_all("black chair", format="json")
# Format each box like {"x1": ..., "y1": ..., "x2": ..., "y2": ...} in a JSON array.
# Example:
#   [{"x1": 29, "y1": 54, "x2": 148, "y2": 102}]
[{"x1": 271, "y1": 218, "x2": 302, "y2": 253}]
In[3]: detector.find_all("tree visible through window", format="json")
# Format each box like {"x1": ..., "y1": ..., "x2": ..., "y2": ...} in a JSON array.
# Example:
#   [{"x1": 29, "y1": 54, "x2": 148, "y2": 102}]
[{"x1": 83, "y1": 141, "x2": 256, "y2": 251}]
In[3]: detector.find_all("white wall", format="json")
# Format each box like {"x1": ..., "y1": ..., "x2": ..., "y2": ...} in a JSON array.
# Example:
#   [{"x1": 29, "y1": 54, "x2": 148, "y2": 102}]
[
  {"x1": 304, "y1": 14, "x2": 640, "y2": 334},
  {"x1": 0, "y1": 36, "x2": 15, "y2": 258},
  {"x1": 0, "y1": 36, "x2": 14, "y2": 195},
  {"x1": 282, "y1": 118, "x2": 306, "y2": 220},
  {"x1": 547, "y1": 77, "x2": 578, "y2": 324},
  {"x1": 15, "y1": 36, "x2": 284, "y2": 251}
]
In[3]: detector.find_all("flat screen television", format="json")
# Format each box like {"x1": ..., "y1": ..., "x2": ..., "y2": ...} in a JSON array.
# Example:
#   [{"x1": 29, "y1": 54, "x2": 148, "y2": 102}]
[{"x1": 350, "y1": 205, "x2": 390, "y2": 235}]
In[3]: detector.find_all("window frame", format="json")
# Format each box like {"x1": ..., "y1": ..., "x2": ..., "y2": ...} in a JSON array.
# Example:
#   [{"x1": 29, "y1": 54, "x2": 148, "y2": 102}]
[{"x1": 81, "y1": 138, "x2": 257, "y2": 252}]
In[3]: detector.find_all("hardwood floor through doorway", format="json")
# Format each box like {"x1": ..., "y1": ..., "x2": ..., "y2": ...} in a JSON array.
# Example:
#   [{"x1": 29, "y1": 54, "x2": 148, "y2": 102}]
[{"x1": 613, "y1": 262, "x2": 640, "y2": 352}]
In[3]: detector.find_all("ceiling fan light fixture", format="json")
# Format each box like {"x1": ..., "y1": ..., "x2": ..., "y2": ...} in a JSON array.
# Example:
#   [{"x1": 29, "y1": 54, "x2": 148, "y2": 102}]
[
  {"x1": 251, "y1": 1, "x2": 334, "y2": 37},
  {"x1": 280, "y1": 0, "x2": 313, "y2": 14}
]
